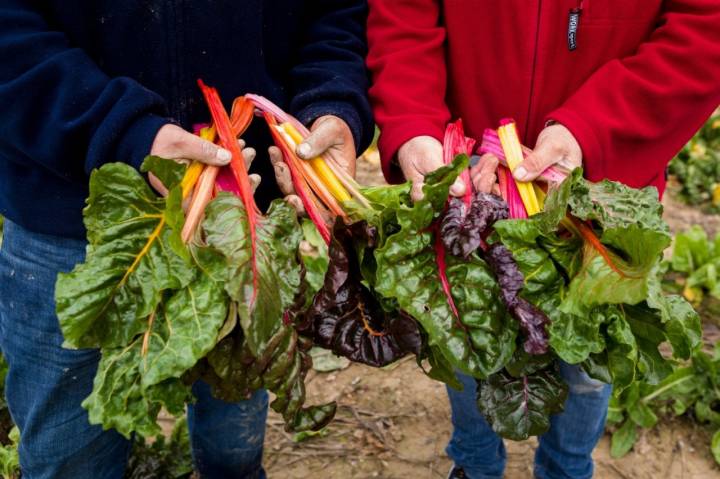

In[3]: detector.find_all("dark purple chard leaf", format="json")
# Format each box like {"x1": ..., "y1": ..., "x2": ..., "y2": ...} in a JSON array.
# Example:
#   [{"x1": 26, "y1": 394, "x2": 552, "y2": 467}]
[
  {"x1": 441, "y1": 193, "x2": 509, "y2": 259},
  {"x1": 484, "y1": 242, "x2": 550, "y2": 354},
  {"x1": 477, "y1": 364, "x2": 568, "y2": 441},
  {"x1": 199, "y1": 324, "x2": 336, "y2": 433},
  {"x1": 302, "y1": 220, "x2": 422, "y2": 367}
]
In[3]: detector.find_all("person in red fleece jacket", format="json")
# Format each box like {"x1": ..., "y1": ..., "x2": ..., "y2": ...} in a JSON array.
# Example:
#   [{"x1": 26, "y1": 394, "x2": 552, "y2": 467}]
[{"x1": 367, "y1": 1, "x2": 720, "y2": 478}]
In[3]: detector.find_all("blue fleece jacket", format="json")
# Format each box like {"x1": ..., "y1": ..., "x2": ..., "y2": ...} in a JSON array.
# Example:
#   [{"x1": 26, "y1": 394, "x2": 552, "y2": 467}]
[{"x1": 0, "y1": 0, "x2": 372, "y2": 238}]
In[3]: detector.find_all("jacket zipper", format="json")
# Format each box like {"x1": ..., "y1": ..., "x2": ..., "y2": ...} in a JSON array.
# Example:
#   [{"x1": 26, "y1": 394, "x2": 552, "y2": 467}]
[
  {"x1": 568, "y1": 0, "x2": 584, "y2": 51},
  {"x1": 523, "y1": 0, "x2": 543, "y2": 144}
]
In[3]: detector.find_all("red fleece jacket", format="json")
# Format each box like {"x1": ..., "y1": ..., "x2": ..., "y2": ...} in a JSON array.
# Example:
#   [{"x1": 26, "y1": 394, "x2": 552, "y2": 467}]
[{"x1": 367, "y1": 0, "x2": 720, "y2": 194}]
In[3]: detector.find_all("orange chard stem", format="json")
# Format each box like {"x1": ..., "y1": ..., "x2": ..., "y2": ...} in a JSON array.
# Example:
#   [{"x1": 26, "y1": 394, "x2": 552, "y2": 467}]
[
  {"x1": 567, "y1": 215, "x2": 629, "y2": 278},
  {"x1": 198, "y1": 80, "x2": 259, "y2": 303},
  {"x1": 182, "y1": 165, "x2": 219, "y2": 243}
]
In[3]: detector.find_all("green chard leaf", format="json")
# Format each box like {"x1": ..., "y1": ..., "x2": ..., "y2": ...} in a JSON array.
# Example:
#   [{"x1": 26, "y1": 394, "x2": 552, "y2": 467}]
[
  {"x1": 374, "y1": 156, "x2": 517, "y2": 379},
  {"x1": 477, "y1": 364, "x2": 568, "y2": 441},
  {"x1": 56, "y1": 159, "x2": 194, "y2": 349},
  {"x1": 299, "y1": 219, "x2": 329, "y2": 295},
  {"x1": 82, "y1": 270, "x2": 226, "y2": 438},
  {"x1": 494, "y1": 169, "x2": 700, "y2": 393},
  {"x1": 83, "y1": 337, "x2": 191, "y2": 439},
  {"x1": 202, "y1": 194, "x2": 303, "y2": 357}
]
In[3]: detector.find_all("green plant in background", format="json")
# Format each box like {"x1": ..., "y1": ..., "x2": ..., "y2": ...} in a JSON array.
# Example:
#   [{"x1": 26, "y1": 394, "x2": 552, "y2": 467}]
[
  {"x1": 665, "y1": 226, "x2": 720, "y2": 305},
  {"x1": 668, "y1": 114, "x2": 720, "y2": 209},
  {"x1": 607, "y1": 227, "x2": 720, "y2": 464},
  {"x1": 607, "y1": 345, "x2": 720, "y2": 464},
  {"x1": 0, "y1": 354, "x2": 18, "y2": 479},
  {"x1": 0, "y1": 427, "x2": 19, "y2": 479},
  {"x1": 124, "y1": 417, "x2": 193, "y2": 479}
]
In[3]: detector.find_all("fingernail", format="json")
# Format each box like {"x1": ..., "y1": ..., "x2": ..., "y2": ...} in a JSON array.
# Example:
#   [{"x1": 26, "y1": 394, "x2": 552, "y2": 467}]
[
  {"x1": 297, "y1": 143, "x2": 311, "y2": 159},
  {"x1": 513, "y1": 166, "x2": 528, "y2": 181},
  {"x1": 450, "y1": 179, "x2": 466, "y2": 197},
  {"x1": 217, "y1": 148, "x2": 232, "y2": 164}
]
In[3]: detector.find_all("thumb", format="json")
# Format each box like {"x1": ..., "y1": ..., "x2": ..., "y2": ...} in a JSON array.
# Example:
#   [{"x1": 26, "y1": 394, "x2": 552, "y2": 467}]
[
  {"x1": 182, "y1": 133, "x2": 233, "y2": 166},
  {"x1": 297, "y1": 117, "x2": 342, "y2": 160},
  {"x1": 513, "y1": 141, "x2": 557, "y2": 182}
]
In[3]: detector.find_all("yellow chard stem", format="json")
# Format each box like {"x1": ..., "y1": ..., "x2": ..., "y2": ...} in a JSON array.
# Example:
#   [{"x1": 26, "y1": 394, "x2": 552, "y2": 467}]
[{"x1": 498, "y1": 121, "x2": 542, "y2": 216}]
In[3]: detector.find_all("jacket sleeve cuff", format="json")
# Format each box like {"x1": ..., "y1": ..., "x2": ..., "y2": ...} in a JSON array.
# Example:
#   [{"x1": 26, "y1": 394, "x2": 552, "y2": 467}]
[
  {"x1": 378, "y1": 119, "x2": 446, "y2": 184},
  {"x1": 296, "y1": 101, "x2": 366, "y2": 155},
  {"x1": 545, "y1": 107, "x2": 605, "y2": 181},
  {"x1": 117, "y1": 114, "x2": 171, "y2": 171}
]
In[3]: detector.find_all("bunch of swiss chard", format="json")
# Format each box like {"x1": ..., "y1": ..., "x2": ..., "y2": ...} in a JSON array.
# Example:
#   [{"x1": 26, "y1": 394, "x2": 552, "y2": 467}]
[
  {"x1": 54, "y1": 79, "x2": 702, "y2": 443},
  {"x1": 55, "y1": 82, "x2": 335, "y2": 438},
  {"x1": 265, "y1": 107, "x2": 703, "y2": 441}
]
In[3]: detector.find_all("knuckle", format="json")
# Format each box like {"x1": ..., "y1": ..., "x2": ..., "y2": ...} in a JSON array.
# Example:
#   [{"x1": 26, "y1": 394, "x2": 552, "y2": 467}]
[{"x1": 200, "y1": 140, "x2": 216, "y2": 158}]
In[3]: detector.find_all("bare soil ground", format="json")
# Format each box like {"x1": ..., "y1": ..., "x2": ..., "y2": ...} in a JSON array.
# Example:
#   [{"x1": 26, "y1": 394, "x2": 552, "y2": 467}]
[{"x1": 262, "y1": 155, "x2": 720, "y2": 478}]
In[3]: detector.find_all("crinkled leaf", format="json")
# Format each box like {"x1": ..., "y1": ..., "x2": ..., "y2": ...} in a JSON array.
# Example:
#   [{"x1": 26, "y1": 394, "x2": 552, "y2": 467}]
[
  {"x1": 57, "y1": 160, "x2": 194, "y2": 349},
  {"x1": 441, "y1": 193, "x2": 508, "y2": 259},
  {"x1": 483, "y1": 243, "x2": 549, "y2": 354},
  {"x1": 81, "y1": 271, "x2": 224, "y2": 438},
  {"x1": 373, "y1": 156, "x2": 516, "y2": 379},
  {"x1": 548, "y1": 308, "x2": 606, "y2": 364},
  {"x1": 477, "y1": 365, "x2": 568, "y2": 441},
  {"x1": 494, "y1": 170, "x2": 699, "y2": 393},
  {"x1": 376, "y1": 229, "x2": 516, "y2": 378},
  {"x1": 83, "y1": 337, "x2": 191, "y2": 438},
  {"x1": 562, "y1": 172, "x2": 671, "y2": 312},
  {"x1": 139, "y1": 274, "x2": 228, "y2": 387},
  {"x1": 302, "y1": 220, "x2": 421, "y2": 367},
  {"x1": 203, "y1": 195, "x2": 303, "y2": 356},
  {"x1": 200, "y1": 326, "x2": 336, "y2": 433}
]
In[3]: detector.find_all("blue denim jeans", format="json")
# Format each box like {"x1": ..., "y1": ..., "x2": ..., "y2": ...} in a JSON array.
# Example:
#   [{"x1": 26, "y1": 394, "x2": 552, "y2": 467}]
[
  {"x1": 447, "y1": 363, "x2": 611, "y2": 479},
  {"x1": 0, "y1": 220, "x2": 268, "y2": 479}
]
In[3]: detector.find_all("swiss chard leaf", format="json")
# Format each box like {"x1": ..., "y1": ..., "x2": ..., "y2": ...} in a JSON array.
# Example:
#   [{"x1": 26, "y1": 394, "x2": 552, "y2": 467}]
[
  {"x1": 440, "y1": 193, "x2": 508, "y2": 259},
  {"x1": 494, "y1": 169, "x2": 701, "y2": 393},
  {"x1": 83, "y1": 336, "x2": 191, "y2": 439},
  {"x1": 477, "y1": 364, "x2": 568, "y2": 441},
  {"x1": 56, "y1": 159, "x2": 194, "y2": 349},
  {"x1": 81, "y1": 270, "x2": 226, "y2": 438},
  {"x1": 373, "y1": 156, "x2": 517, "y2": 379},
  {"x1": 200, "y1": 325, "x2": 336, "y2": 433},
  {"x1": 203, "y1": 195, "x2": 303, "y2": 357},
  {"x1": 302, "y1": 221, "x2": 422, "y2": 367}
]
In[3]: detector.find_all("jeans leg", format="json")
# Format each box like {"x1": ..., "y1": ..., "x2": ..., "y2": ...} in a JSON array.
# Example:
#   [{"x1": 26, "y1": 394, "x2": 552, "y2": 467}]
[
  {"x1": 0, "y1": 221, "x2": 131, "y2": 479},
  {"x1": 188, "y1": 381, "x2": 268, "y2": 479},
  {"x1": 446, "y1": 372, "x2": 506, "y2": 479},
  {"x1": 534, "y1": 362, "x2": 611, "y2": 479}
]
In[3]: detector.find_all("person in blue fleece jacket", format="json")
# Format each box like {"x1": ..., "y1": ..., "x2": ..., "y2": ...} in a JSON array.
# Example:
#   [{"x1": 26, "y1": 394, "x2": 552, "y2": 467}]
[{"x1": 0, "y1": 2, "x2": 372, "y2": 478}]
